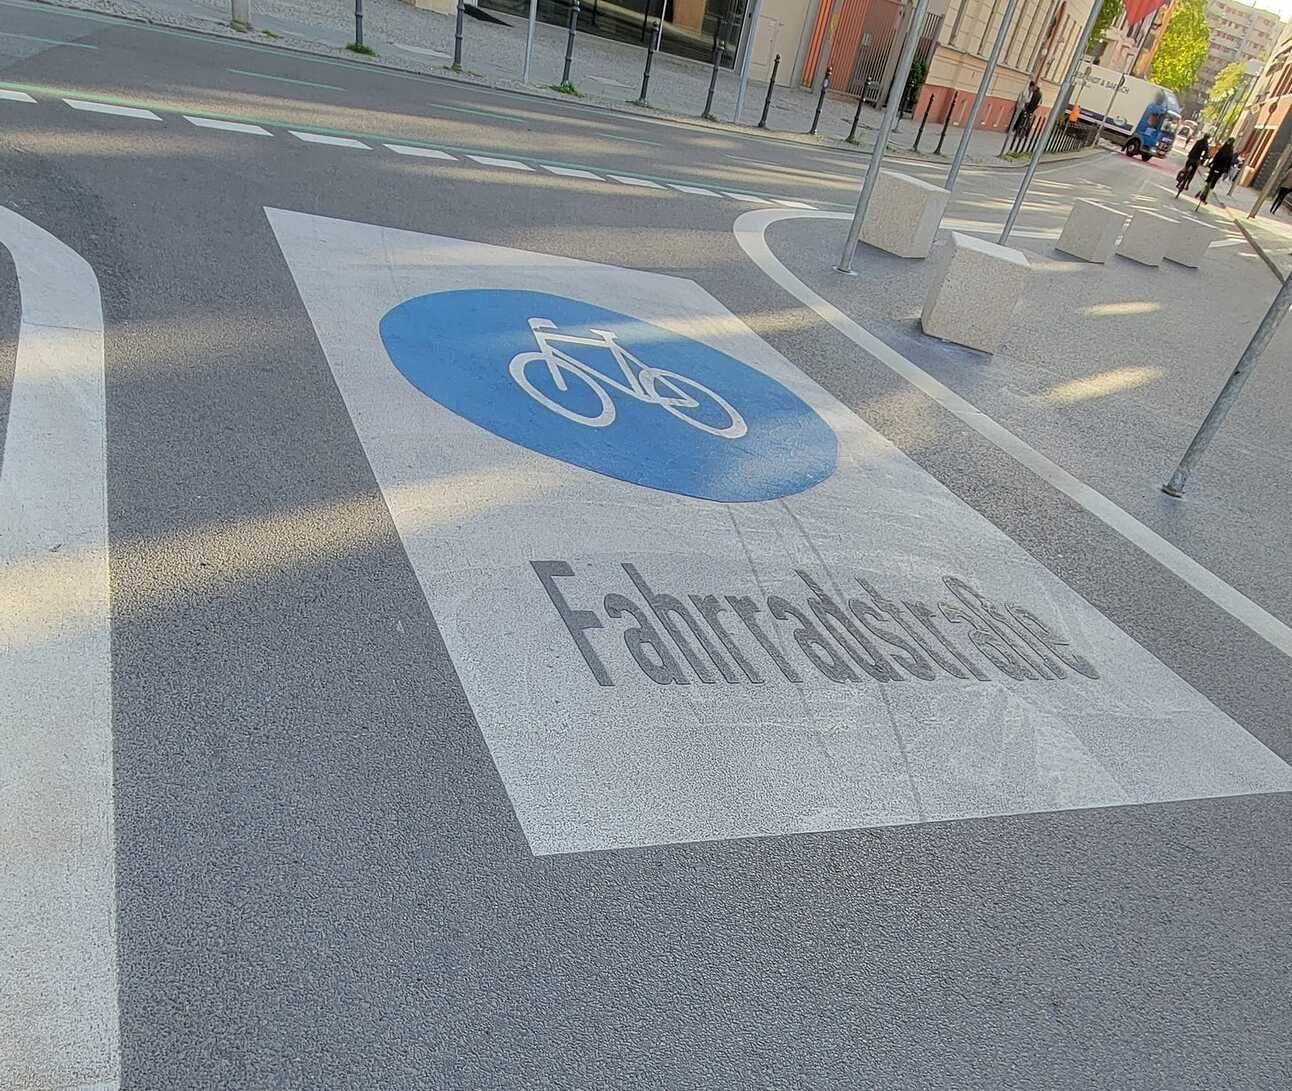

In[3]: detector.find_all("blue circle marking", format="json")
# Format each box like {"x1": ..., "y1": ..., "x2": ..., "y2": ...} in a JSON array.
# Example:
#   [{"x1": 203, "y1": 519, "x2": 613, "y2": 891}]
[{"x1": 379, "y1": 289, "x2": 837, "y2": 503}]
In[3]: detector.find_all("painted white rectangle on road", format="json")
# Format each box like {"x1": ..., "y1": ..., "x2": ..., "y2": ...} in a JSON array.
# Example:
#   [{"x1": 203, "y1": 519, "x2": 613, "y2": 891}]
[
  {"x1": 386, "y1": 143, "x2": 456, "y2": 160},
  {"x1": 185, "y1": 115, "x2": 271, "y2": 135},
  {"x1": 65, "y1": 98, "x2": 160, "y2": 120},
  {"x1": 290, "y1": 130, "x2": 368, "y2": 148},
  {"x1": 468, "y1": 155, "x2": 533, "y2": 171},
  {"x1": 0, "y1": 88, "x2": 37, "y2": 102},
  {"x1": 609, "y1": 175, "x2": 665, "y2": 189},
  {"x1": 543, "y1": 165, "x2": 602, "y2": 180},
  {"x1": 269, "y1": 208, "x2": 1292, "y2": 856}
]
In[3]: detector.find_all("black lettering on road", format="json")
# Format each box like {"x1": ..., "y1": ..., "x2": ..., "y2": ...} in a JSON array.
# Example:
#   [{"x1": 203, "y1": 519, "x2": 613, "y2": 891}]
[
  {"x1": 727, "y1": 596, "x2": 804, "y2": 683},
  {"x1": 604, "y1": 593, "x2": 689, "y2": 685},
  {"x1": 767, "y1": 596, "x2": 859, "y2": 684},
  {"x1": 531, "y1": 560, "x2": 612, "y2": 686}
]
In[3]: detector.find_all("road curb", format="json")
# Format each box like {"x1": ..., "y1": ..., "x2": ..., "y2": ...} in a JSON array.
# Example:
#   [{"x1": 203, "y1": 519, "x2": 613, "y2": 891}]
[
  {"x1": 28, "y1": 0, "x2": 1098, "y2": 171},
  {"x1": 1228, "y1": 212, "x2": 1287, "y2": 283}
]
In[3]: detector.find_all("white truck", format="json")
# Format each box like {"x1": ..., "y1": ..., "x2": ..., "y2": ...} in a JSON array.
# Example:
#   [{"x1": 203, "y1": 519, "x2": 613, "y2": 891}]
[{"x1": 1072, "y1": 62, "x2": 1182, "y2": 158}]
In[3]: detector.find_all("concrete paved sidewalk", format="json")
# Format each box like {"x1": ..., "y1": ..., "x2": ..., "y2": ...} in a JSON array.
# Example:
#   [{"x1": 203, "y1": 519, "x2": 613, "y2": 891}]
[{"x1": 41, "y1": 0, "x2": 1089, "y2": 166}]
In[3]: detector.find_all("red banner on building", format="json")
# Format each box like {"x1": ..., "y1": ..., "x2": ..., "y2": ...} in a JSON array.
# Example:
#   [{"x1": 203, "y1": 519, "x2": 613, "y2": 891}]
[{"x1": 1123, "y1": 0, "x2": 1172, "y2": 31}]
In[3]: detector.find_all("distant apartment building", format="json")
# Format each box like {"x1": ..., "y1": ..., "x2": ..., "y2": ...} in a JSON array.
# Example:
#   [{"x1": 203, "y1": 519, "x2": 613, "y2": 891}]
[
  {"x1": 1182, "y1": 0, "x2": 1281, "y2": 114},
  {"x1": 1096, "y1": 1, "x2": 1174, "y2": 77}
]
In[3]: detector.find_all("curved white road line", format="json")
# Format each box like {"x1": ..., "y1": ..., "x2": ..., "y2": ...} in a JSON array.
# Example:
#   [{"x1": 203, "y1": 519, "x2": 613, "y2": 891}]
[
  {"x1": 0, "y1": 206, "x2": 118, "y2": 1089},
  {"x1": 735, "y1": 208, "x2": 1292, "y2": 662}
]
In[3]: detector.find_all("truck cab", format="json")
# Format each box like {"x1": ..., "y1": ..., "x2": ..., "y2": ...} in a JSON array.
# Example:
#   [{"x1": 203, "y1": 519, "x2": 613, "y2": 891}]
[{"x1": 1123, "y1": 96, "x2": 1181, "y2": 160}]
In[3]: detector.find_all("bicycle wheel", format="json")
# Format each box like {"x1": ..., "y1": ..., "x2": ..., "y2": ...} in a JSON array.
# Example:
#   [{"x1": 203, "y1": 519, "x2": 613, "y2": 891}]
[
  {"x1": 640, "y1": 368, "x2": 747, "y2": 439},
  {"x1": 509, "y1": 351, "x2": 615, "y2": 428}
]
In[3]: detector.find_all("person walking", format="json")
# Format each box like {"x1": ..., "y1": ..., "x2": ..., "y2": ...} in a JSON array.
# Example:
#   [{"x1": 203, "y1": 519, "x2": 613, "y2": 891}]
[
  {"x1": 1013, "y1": 80, "x2": 1042, "y2": 136},
  {"x1": 1197, "y1": 137, "x2": 1234, "y2": 205},
  {"x1": 1270, "y1": 160, "x2": 1292, "y2": 214}
]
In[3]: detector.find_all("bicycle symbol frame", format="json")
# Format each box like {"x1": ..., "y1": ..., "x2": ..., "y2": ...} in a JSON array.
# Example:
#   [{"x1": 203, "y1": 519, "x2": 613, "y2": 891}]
[{"x1": 508, "y1": 317, "x2": 748, "y2": 439}]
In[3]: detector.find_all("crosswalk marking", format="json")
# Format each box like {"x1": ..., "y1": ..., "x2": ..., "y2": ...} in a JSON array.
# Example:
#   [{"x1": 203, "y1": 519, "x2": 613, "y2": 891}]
[
  {"x1": 610, "y1": 175, "x2": 665, "y2": 189},
  {"x1": 0, "y1": 88, "x2": 36, "y2": 102},
  {"x1": 65, "y1": 98, "x2": 160, "y2": 120},
  {"x1": 184, "y1": 115, "x2": 271, "y2": 135},
  {"x1": 670, "y1": 183, "x2": 720, "y2": 197},
  {"x1": 385, "y1": 143, "x2": 457, "y2": 159},
  {"x1": 468, "y1": 155, "x2": 533, "y2": 171},
  {"x1": 290, "y1": 131, "x2": 368, "y2": 148},
  {"x1": 542, "y1": 164, "x2": 602, "y2": 180}
]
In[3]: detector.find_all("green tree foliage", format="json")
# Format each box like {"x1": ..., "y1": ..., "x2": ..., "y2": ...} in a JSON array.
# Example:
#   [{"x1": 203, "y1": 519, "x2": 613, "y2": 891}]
[
  {"x1": 1202, "y1": 61, "x2": 1246, "y2": 126},
  {"x1": 1150, "y1": 0, "x2": 1210, "y2": 95},
  {"x1": 1087, "y1": 0, "x2": 1124, "y2": 55}
]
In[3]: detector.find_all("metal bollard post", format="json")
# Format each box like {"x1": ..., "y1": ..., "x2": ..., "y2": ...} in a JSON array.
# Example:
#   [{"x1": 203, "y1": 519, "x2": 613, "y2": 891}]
[
  {"x1": 845, "y1": 87, "x2": 866, "y2": 144},
  {"x1": 636, "y1": 16, "x2": 662, "y2": 105},
  {"x1": 453, "y1": 0, "x2": 465, "y2": 69},
  {"x1": 911, "y1": 95, "x2": 933, "y2": 152},
  {"x1": 561, "y1": 0, "x2": 580, "y2": 88},
  {"x1": 1000, "y1": 103, "x2": 1019, "y2": 156},
  {"x1": 702, "y1": 5, "x2": 728, "y2": 120},
  {"x1": 933, "y1": 93, "x2": 956, "y2": 156},
  {"x1": 757, "y1": 54, "x2": 780, "y2": 129},
  {"x1": 809, "y1": 66, "x2": 831, "y2": 135},
  {"x1": 355, "y1": 0, "x2": 363, "y2": 49},
  {"x1": 230, "y1": 0, "x2": 250, "y2": 30}
]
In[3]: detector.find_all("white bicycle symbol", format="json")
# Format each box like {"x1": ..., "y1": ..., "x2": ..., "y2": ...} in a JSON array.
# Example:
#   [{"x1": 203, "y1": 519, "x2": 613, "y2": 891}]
[{"x1": 508, "y1": 317, "x2": 748, "y2": 439}]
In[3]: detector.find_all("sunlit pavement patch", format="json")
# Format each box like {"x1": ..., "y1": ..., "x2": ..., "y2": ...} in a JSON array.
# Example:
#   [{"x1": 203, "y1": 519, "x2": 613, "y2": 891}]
[{"x1": 271, "y1": 208, "x2": 1292, "y2": 856}]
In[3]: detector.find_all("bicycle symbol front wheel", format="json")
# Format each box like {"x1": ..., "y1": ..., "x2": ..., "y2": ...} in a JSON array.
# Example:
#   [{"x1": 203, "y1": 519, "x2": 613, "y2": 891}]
[
  {"x1": 640, "y1": 368, "x2": 748, "y2": 439},
  {"x1": 509, "y1": 350, "x2": 616, "y2": 428}
]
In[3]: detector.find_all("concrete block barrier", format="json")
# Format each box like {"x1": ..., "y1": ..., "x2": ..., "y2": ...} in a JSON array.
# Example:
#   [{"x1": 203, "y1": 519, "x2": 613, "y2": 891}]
[
  {"x1": 1116, "y1": 210, "x2": 1176, "y2": 267},
  {"x1": 1055, "y1": 199, "x2": 1126, "y2": 263},
  {"x1": 1165, "y1": 214, "x2": 1222, "y2": 268},
  {"x1": 860, "y1": 171, "x2": 951, "y2": 259},
  {"x1": 921, "y1": 231, "x2": 1030, "y2": 355}
]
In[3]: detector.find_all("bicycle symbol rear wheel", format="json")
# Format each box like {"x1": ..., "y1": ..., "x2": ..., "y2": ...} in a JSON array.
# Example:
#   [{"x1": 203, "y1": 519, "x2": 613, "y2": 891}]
[{"x1": 640, "y1": 368, "x2": 747, "y2": 439}]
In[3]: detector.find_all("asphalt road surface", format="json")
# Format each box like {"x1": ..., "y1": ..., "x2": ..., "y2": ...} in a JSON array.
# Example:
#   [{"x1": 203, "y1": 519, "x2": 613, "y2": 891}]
[{"x1": 2, "y1": 4, "x2": 1291, "y2": 1089}]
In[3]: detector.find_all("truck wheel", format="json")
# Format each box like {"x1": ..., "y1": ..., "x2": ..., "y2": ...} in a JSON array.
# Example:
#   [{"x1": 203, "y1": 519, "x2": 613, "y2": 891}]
[{"x1": 1124, "y1": 138, "x2": 1141, "y2": 157}]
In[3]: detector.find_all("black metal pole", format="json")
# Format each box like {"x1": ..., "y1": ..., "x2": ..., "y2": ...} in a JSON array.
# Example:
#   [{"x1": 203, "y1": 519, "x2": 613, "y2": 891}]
[
  {"x1": 846, "y1": 88, "x2": 865, "y2": 144},
  {"x1": 1001, "y1": 100, "x2": 1020, "y2": 156},
  {"x1": 355, "y1": 0, "x2": 363, "y2": 48},
  {"x1": 561, "y1": 0, "x2": 580, "y2": 87},
  {"x1": 637, "y1": 17, "x2": 660, "y2": 104},
  {"x1": 911, "y1": 94, "x2": 933, "y2": 152},
  {"x1": 453, "y1": 0, "x2": 465, "y2": 69},
  {"x1": 757, "y1": 53, "x2": 779, "y2": 129},
  {"x1": 933, "y1": 92, "x2": 956, "y2": 155},
  {"x1": 809, "y1": 66, "x2": 831, "y2": 135},
  {"x1": 702, "y1": 3, "x2": 728, "y2": 120}
]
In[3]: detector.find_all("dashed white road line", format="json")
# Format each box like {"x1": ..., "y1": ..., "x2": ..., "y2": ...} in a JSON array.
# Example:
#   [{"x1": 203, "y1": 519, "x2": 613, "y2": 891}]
[
  {"x1": 468, "y1": 154, "x2": 533, "y2": 170},
  {"x1": 773, "y1": 198, "x2": 816, "y2": 209},
  {"x1": 290, "y1": 130, "x2": 367, "y2": 148},
  {"x1": 184, "y1": 115, "x2": 271, "y2": 135},
  {"x1": 65, "y1": 98, "x2": 160, "y2": 120},
  {"x1": 543, "y1": 164, "x2": 602, "y2": 179},
  {"x1": 670, "y1": 183, "x2": 720, "y2": 197},
  {"x1": 0, "y1": 88, "x2": 36, "y2": 102},
  {"x1": 385, "y1": 142, "x2": 456, "y2": 159},
  {"x1": 725, "y1": 191, "x2": 775, "y2": 204},
  {"x1": 0, "y1": 204, "x2": 118, "y2": 1090},
  {"x1": 735, "y1": 207, "x2": 1292, "y2": 662},
  {"x1": 610, "y1": 174, "x2": 666, "y2": 188}
]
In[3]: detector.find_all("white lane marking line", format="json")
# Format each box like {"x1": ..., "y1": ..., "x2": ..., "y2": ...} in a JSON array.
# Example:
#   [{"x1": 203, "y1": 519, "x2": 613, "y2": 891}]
[
  {"x1": 735, "y1": 208, "x2": 1292, "y2": 661},
  {"x1": 467, "y1": 154, "x2": 533, "y2": 171},
  {"x1": 4, "y1": 32, "x2": 96, "y2": 49},
  {"x1": 227, "y1": 67, "x2": 343, "y2": 91},
  {"x1": 385, "y1": 143, "x2": 456, "y2": 159},
  {"x1": 290, "y1": 130, "x2": 368, "y2": 148},
  {"x1": 609, "y1": 174, "x2": 665, "y2": 188},
  {"x1": 542, "y1": 164, "x2": 602, "y2": 179},
  {"x1": 725, "y1": 191, "x2": 776, "y2": 204},
  {"x1": 670, "y1": 183, "x2": 720, "y2": 197},
  {"x1": 0, "y1": 88, "x2": 37, "y2": 102},
  {"x1": 64, "y1": 98, "x2": 160, "y2": 120},
  {"x1": 0, "y1": 205, "x2": 117, "y2": 1090},
  {"x1": 184, "y1": 115, "x2": 271, "y2": 135},
  {"x1": 774, "y1": 198, "x2": 816, "y2": 209}
]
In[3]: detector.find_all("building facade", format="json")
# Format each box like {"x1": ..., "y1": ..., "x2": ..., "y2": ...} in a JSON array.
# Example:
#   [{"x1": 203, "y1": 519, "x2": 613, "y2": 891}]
[
  {"x1": 1096, "y1": 2, "x2": 1173, "y2": 76},
  {"x1": 1235, "y1": 18, "x2": 1292, "y2": 185},
  {"x1": 1182, "y1": 0, "x2": 1281, "y2": 115}
]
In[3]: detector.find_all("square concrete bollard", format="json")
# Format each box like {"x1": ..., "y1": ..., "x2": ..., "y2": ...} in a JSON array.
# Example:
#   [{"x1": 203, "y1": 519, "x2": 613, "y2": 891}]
[
  {"x1": 1165, "y1": 215, "x2": 1222, "y2": 268},
  {"x1": 921, "y1": 232, "x2": 1030, "y2": 355},
  {"x1": 860, "y1": 171, "x2": 951, "y2": 258},
  {"x1": 1116, "y1": 210, "x2": 1176, "y2": 267},
  {"x1": 1055, "y1": 199, "x2": 1126, "y2": 263}
]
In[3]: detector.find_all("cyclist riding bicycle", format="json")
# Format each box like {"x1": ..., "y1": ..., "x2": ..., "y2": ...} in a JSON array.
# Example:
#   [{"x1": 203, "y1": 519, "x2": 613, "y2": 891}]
[
  {"x1": 1197, "y1": 137, "x2": 1234, "y2": 206},
  {"x1": 1175, "y1": 132, "x2": 1210, "y2": 198}
]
